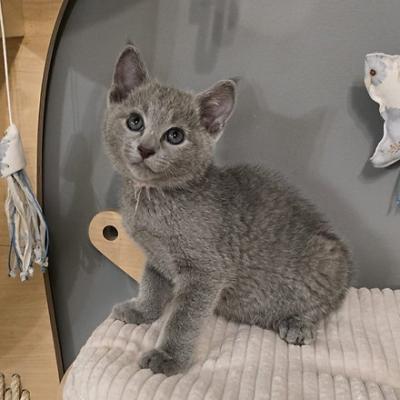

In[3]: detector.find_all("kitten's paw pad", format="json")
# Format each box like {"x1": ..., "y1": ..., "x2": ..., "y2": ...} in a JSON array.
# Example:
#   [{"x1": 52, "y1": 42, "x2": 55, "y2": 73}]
[
  {"x1": 278, "y1": 318, "x2": 314, "y2": 345},
  {"x1": 139, "y1": 349, "x2": 181, "y2": 376},
  {"x1": 111, "y1": 303, "x2": 144, "y2": 325}
]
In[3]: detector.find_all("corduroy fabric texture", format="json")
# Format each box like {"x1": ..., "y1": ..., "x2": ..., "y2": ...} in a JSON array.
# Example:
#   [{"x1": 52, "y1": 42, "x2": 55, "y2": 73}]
[{"x1": 63, "y1": 288, "x2": 400, "y2": 400}]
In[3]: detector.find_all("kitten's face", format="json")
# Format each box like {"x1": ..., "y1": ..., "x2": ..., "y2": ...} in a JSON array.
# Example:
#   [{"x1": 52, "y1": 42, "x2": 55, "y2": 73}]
[{"x1": 103, "y1": 46, "x2": 236, "y2": 188}]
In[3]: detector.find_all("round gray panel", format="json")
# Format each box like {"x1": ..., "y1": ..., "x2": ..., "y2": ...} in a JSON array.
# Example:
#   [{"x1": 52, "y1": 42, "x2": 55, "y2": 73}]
[{"x1": 44, "y1": 0, "x2": 400, "y2": 368}]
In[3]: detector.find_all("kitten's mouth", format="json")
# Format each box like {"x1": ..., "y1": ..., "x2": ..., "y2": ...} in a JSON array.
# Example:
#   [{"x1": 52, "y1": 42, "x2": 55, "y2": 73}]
[
  {"x1": 125, "y1": 156, "x2": 176, "y2": 187},
  {"x1": 130, "y1": 160, "x2": 157, "y2": 173},
  {"x1": 127, "y1": 159, "x2": 161, "y2": 185}
]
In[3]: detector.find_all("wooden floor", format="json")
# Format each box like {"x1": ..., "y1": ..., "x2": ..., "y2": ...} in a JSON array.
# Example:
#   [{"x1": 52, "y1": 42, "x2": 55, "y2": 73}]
[{"x1": 0, "y1": 0, "x2": 63, "y2": 398}]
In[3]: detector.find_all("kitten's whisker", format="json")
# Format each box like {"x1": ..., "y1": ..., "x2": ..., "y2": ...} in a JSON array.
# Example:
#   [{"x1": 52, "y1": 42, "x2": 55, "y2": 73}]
[
  {"x1": 158, "y1": 187, "x2": 167, "y2": 199},
  {"x1": 132, "y1": 187, "x2": 142, "y2": 221},
  {"x1": 145, "y1": 186, "x2": 151, "y2": 201}
]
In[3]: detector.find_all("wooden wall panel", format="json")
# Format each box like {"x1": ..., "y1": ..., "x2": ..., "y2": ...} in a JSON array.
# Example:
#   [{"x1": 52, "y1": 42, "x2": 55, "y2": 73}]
[
  {"x1": 0, "y1": 0, "x2": 24, "y2": 38},
  {"x1": 0, "y1": 0, "x2": 64, "y2": 398},
  {"x1": 0, "y1": 247, "x2": 59, "y2": 396}
]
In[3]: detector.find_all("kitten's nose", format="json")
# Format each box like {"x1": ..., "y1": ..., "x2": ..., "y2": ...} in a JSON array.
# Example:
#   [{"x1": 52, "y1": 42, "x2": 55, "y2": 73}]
[{"x1": 137, "y1": 145, "x2": 155, "y2": 160}]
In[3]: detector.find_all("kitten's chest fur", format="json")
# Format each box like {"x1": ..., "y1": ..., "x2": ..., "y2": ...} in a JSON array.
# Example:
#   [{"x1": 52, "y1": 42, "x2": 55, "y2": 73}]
[
  {"x1": 120, "y1": 178, "x2": 219, "y2": 277},
  {"x1": 121, "y1": 186, "x2": 197, "y2": 236}
]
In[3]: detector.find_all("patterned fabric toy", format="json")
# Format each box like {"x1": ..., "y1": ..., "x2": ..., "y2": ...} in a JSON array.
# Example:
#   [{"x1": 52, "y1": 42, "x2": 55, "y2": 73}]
[{"x1": 365, "y1": 53, "x2": 400, "y2": 168}]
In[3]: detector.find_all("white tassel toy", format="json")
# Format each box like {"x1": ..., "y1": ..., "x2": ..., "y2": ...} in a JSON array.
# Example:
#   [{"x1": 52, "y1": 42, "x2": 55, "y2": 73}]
[{"x1": 0, "y1": 0, "x2": 48, "y2": 280}]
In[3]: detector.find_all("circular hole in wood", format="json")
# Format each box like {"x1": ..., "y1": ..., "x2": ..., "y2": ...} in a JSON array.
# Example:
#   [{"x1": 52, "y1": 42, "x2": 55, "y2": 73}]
[{"x1": 103, "y1": 225, "x2": 118, "y2": 241}]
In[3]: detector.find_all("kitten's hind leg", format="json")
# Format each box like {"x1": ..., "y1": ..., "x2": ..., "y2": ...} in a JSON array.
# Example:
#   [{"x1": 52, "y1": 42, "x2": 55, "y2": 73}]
[
  {"x1": 277, "y1": 316, "x2": 315, "y2": 345},
  {"x1": 112, "y1": 264, "x2": 173, "y2": 324}
]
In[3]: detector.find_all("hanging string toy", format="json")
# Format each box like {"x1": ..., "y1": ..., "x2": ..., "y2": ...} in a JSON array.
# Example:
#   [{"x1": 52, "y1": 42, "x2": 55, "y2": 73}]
[{"x1": 0, "y1": 0, "x2": 49, "y2": 281}]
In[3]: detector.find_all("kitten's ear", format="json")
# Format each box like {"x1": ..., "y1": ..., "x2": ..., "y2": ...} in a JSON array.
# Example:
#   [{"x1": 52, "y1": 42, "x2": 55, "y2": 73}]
[
  {"x1": 109, "y1": 45, "x2": 149, "y2": 103},
  {"x1": 196, "y1": 79, "x2": 237, "y2": 138}
]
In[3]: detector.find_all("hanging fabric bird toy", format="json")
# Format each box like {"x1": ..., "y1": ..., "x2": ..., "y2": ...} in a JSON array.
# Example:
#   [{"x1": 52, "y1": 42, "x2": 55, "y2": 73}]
[
  {"x1": 364, "y1": 53, "x2": 400, "y2": 168},
  {"x1": 0, "y1": 0, "x2": 49, "y2": 281},
  {"x1": 364, "y1": 52, "x2": 400, "y2": 209}
]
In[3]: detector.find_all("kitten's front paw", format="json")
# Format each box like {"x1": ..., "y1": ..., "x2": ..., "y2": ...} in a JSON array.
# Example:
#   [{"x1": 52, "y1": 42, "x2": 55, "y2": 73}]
[
  {"x1": 111, "y1": 301, "x2": 145, "y2": 325},
  {"x1": 278, "y1": 317, "x2": 314, "y2": 345},
  {"x1": 139, "y1": 349, "x2": 182, "y2": 376}
]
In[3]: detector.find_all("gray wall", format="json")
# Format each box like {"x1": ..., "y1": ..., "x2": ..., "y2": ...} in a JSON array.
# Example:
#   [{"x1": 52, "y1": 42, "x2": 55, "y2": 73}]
[{"x1": 44, "y1": 0, "x2": 400, "y2": 368}]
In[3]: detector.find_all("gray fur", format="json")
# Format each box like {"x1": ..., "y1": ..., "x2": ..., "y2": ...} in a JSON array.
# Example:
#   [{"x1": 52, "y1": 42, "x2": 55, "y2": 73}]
[{"x1": 103, "y1": 45, "x2": 351, "y2": 376}]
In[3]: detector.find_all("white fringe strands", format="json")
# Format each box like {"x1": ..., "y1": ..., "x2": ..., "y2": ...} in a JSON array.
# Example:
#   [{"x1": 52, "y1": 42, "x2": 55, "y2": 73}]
[
  {"x1": 0, "y1": 0, "x2": 49, "y2": 280},
  {"x1": 4, "y1": 160, "x2": 49, "y2": 280}
]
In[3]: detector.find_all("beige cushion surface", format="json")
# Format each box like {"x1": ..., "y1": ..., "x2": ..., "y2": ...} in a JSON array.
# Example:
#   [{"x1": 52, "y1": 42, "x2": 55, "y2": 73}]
[{"x1": 63, "y1": 288, "x2": 400, "y2": 400}]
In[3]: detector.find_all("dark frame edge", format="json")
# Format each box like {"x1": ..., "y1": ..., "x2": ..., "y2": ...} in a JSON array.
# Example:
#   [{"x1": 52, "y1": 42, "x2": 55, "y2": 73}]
[{"x1": 36, "y1": 0, "x2": 71, "y2": 381}]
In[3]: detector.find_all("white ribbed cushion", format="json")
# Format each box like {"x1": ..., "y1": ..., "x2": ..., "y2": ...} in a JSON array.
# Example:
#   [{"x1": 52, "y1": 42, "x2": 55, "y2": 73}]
[{"x1": 63, "y1": 288, "x2": 400, "y2": 400}]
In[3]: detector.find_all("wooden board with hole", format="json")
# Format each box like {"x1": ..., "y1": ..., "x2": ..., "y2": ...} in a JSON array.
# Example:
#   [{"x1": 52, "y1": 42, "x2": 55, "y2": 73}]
[{"x1": 89, "y1": 210, "x2": 146, "y2": 282}]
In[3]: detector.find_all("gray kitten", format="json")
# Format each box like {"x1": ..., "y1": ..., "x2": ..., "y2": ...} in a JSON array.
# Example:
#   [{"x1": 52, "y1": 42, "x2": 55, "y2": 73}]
[{"x1": 103, "y1": 45, "x2": 351, "y2": 376}]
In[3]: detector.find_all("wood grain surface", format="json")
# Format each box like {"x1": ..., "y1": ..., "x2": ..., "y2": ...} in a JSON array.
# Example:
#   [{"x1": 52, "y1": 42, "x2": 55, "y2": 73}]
[
  {"x1": 0, "y1": 0, "x2": 64, "y2": 398},
  {"x1": 89, "y1": 210, "x2": 146, "y2": 282},
  {"x1": 0, "y1": 0, "x2": 24, "y2": 39}
]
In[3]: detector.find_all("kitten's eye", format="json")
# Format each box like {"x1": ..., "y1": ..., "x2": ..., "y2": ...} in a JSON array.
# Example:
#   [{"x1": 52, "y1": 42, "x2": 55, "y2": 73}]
[
  {"x1": 370, "y1": 69, "x2": 377, "y2": 76},
  {"x1": 164, "y1": 128, "x2": 185, "y2": 145},
  {"x1": 126, "y1": 113, "x2": 144, "y2": 131}
]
